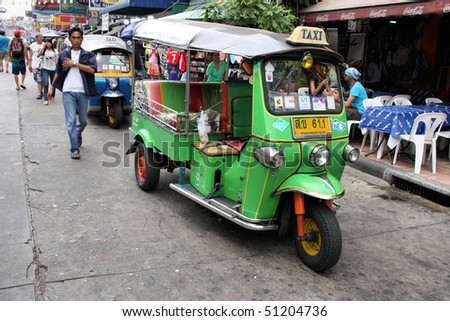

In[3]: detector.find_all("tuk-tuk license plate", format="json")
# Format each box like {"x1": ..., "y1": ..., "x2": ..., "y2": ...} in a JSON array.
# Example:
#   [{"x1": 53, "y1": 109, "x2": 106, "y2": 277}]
[{"x1": 291, "y1": 117, "x2": 331, "y2": 139}]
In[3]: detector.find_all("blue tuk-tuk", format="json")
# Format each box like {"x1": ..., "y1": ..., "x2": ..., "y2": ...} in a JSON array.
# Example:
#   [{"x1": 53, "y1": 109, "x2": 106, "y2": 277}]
[{"x1": 82, "y1": 35, "x2": 133, "y2": 128}]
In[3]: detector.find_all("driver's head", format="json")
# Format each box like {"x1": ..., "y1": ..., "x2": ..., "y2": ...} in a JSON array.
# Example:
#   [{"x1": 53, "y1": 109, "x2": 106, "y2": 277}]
[{"x1": 314, "y1": 63, "x2": 328, "y2": 79}]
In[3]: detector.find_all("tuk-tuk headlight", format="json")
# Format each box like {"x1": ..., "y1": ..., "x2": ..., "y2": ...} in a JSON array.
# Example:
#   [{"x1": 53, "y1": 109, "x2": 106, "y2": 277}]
[
  {"x1": 309, "y1": 144, "x2": 330, "y2": 167},
  {"x1": 108, "y1": 78, "x2": 118, "y2": 89},
  {"x1": 254, "y1": 147, "x2": 285, "y2": 169},
  {"x1": 344, "y1": 144, "x2": 360, "y2": 163}
]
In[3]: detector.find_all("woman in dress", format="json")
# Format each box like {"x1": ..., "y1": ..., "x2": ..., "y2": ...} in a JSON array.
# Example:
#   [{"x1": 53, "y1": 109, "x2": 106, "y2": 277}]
[{"x1": 147, "y1": 46, "x2": 160, "y2": 79}]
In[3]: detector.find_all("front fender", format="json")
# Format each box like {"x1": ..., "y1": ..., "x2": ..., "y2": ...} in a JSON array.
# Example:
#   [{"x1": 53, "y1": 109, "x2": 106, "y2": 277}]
[
  {"x1": 274, "y1": 172, "x2": 344, "y2": 200},
  {"x1": 100, "y1": 90, "x2": 124, "y2": 99}
]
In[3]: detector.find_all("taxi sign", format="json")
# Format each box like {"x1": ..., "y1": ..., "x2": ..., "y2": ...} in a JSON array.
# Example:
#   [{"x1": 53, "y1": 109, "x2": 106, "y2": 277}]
[
  {"x1": 286, "y1": 26, "x2": 329, "y2": 46},
  {"x1": 291, "y1": 116, "x2": 331, "y2": 139}
]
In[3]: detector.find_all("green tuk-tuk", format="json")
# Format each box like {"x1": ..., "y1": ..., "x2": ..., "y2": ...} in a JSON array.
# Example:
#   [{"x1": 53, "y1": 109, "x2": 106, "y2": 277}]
[{"x1": 127, "y1": 18, "x2": 359, "y2": 272}]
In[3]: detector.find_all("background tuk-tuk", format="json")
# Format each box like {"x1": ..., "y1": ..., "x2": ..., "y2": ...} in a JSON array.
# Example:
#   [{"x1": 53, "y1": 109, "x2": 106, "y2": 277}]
[
  {"x1": 127, "y1": 18, "x2": 359, "y2": 272},
  {"x1": 82, "y1": 35, "x2": 133, "y2": 128}
]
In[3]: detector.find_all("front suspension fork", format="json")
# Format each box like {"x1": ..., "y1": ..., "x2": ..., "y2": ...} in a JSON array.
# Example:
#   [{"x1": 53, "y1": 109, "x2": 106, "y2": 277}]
[
  {"x1": 294, "y1": 193, "x2": 332, "y2": 239},
  {"x1": 105, "y1": 97, "x2": 110, "y2": 115}
]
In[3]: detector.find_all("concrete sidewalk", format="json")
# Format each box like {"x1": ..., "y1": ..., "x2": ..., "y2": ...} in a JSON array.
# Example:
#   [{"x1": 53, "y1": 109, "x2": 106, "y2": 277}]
[
  {"x1": 349, "y1": 143, "x2": 450, "y2": 207},
  {"x1": 0, "y1": 75, "x2": 36, "y2": 299}
]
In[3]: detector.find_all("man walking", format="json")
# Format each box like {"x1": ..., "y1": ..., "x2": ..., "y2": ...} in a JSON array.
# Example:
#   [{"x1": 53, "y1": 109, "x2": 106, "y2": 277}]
[
  {"x1": 0, "y1": 30, "x2": 10, "y2": 72},
  {"x1": 49, "y1": 27, "x2": 97, "y2": 160},
  {"x1": 29, "y1": 33, "x2": 45, "y2": 99},
  {"x1": 8, "y1": 30, "x2": 28, "y2": 90}
]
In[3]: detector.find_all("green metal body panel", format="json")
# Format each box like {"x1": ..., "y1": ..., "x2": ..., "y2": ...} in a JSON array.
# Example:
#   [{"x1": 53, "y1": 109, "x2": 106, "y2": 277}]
[{"x1": 275, "y1": 173, "x2": 344, "y2": 200}]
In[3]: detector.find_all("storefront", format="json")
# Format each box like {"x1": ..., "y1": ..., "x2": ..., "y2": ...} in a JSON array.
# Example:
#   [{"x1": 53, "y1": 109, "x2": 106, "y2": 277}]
[{"x1": 299, "y1": 0, "x2": 450, "y2": 102}]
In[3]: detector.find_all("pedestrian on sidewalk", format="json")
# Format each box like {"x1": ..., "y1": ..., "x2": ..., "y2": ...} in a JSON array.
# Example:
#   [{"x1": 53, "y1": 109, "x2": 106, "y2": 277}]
[
  {"x1": 38, "y1": 38, "x2": 58, "y2": 105},
  {"x1": 29, "y1": 33, "x2": 45, "y2": 99},
  {"x1": 343, "y1": 67, "x2": 368, "y2": 121},
  {"x1": 49, "y1": 27, "x2": 97, "y2": 160},
  {"x1": 0, "y1": 30, "x2": 10, "y2": 73},
  {"x1": 8, "y1": 30, "x2": 28, "y2": 91}
]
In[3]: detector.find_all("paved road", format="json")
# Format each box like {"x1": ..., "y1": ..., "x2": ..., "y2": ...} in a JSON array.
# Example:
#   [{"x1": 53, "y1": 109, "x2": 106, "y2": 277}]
[{"x1": 1, "y1": 72, "x2": 449, "y2": 301}]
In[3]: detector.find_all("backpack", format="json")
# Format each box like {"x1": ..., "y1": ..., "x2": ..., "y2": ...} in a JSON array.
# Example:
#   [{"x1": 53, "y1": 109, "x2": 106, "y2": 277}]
[{"x1": 11, "y1": 38, "x2": 24, "y2": 58}]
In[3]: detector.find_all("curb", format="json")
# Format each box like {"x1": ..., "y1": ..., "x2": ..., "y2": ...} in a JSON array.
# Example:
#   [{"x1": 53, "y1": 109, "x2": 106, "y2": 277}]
[{"x1": 349, "y1": 156, "x2": 450, "y2": 198}]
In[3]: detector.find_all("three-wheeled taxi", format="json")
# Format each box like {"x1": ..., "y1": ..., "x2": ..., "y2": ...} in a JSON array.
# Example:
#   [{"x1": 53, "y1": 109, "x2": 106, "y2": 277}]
[
  {"x1": 82, "y1": 35, "x2": 133, "y2": 128},
  {"x1": 127, "y1": 18, "x2": 359, "y2": 272}
]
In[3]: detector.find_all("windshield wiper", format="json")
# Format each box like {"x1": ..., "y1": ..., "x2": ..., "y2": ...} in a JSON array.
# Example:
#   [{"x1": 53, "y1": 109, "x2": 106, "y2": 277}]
[{"x1": 110, "y1": 50, "x2": 126, "y2": 64}]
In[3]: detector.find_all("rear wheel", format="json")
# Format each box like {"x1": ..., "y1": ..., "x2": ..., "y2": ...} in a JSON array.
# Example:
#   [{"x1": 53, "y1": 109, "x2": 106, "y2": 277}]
[
  {"x1": 107, "y1": 100, "x2": 123, "y2": 129},
  {"x1": 289, "y1": 200, "x2": 342, "y2": 272},
  {"x1": 134, "y1": 142, "x2": 160, "y2": 191}
]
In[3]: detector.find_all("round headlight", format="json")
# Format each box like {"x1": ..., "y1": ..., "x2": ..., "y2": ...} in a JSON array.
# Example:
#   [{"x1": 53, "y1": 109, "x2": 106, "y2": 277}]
[
  {"x1": 109, "y1": 78, "x2": 118, "y2": 89},
  {"x1": 254, "y1": 146, "x2": 285, "y2": 169},
  {"x1": 344, "y1": 144, "x2": 360, "y2": 163},
  {"x1": 310, "y1": 144, "x2": 330, "y2": 167}
]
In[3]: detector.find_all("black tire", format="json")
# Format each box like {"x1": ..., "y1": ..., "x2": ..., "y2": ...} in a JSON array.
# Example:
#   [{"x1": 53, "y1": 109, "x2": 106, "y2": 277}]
[
  {"x1": 289, "y1": 200, "x2": 342, "y2": 272},
  {"x1": 107, "y1": 100, "x2": 123, "y2": 129},
  {"x1": 134, "y1": 142, "x2": 160, "y2": 191}
]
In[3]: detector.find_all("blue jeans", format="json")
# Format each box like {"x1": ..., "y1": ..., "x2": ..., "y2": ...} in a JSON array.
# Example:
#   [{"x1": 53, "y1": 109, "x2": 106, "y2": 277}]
[
  {"x1": 42, "y1": 69, "x2": 56, "y2": 101},
  {"x1": 62, "y1": 92, "x2": 89, "y2": 153}
]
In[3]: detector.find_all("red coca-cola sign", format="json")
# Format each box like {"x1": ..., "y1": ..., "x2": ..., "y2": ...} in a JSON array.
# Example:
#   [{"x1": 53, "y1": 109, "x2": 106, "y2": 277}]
[
  {"x1": 340, "y1": 12, "x2": 356, "y2": 20},
  {"x1": 316, "y1": 15, "x2": 329, "y2": 22},
  {"x1": 403, "y1": 6, "x2": 424, "y2": 16},
  {"x1": 369, "y1": 9, "x2": 387, "y2": 18},
  {"x1": 444, "y1": 3, "x2": 450, "y2": 14}
]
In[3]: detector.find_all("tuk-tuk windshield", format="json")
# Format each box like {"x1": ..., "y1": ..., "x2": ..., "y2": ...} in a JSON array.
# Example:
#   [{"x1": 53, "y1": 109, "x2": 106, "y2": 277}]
[
  {"x1": 263, "y1": 59, "x2": 342, "y2": 114},
  {"x1": 95, "y1": 49, "x2": 131, "y2": 74}
]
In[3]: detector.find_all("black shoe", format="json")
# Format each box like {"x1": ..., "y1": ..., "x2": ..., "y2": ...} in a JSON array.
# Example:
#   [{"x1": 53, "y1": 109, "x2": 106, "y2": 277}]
[
  {"x1": 78, "y1": 135, "x2": 82, "y2": 148},
  {"x1": 36, "y1": 94, "x2": 43, "y2": 99},
  {"x1": 71, "y1": 151, "x2": 80, "y2": 159}
]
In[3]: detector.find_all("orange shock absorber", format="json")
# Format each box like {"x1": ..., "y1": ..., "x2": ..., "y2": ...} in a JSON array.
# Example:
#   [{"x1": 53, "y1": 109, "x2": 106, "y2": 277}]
[
  {"x1": 294, "y1": 193, "x2": 305, "y2": 237},
  {"x1": 323, "y1": 199, "x2": 333, "y2": 210}
]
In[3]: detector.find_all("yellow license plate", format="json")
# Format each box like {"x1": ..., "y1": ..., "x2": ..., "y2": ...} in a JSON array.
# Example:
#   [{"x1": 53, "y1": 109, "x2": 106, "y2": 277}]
[
  {"x1": 102, "y1": 69, "x2": 121, "y2": 76},
  {"x1": 291, "y1": 117, "x2": 331, "y2": 139}
]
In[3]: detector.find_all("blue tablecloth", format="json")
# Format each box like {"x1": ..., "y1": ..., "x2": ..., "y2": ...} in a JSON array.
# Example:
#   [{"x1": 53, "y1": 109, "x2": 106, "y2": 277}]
[{"x1": 359, "y1": 103, "x2": 450, "y2": 139}]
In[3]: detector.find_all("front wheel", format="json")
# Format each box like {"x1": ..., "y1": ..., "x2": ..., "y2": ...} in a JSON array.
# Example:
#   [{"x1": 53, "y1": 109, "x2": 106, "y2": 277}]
[
  {"x1": 134, "y1": 142, "x2": 160, "y2": 191},
  {"x1": 291, "y1": 201, "x2": 342, "y2": 272},
  {"x1": 107, "y1": 100, "x2": 123, "y2": 129}
]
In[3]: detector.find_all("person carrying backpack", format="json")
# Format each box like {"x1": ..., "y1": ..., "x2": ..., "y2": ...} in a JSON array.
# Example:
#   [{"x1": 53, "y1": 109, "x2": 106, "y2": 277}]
[{"x1": 8, "y1": 30, "x2": 28, "y2": 90}]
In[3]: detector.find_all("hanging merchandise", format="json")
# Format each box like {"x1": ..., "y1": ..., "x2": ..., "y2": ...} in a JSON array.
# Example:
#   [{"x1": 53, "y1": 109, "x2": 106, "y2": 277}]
[{"x1": 167, "y1": 48, "x2": 181, "y2": 80}]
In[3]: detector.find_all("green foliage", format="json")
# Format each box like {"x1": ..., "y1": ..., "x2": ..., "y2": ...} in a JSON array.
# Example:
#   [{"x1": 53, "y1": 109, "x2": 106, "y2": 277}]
[{"x1": 203, "y1": 0, "x2": 296, "y2": 33}]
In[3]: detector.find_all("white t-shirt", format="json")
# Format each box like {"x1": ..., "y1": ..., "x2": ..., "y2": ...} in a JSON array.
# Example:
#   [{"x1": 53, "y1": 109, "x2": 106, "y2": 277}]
[
  {"x1": 42, "y1": 50, "x2": 57, "y2": 71},
  {"x1": 30, "y1": 42, "x2": 44, "y2": 69},
  {"x1": 62, "y1": 50, "x2": 84, "y2": 93}
]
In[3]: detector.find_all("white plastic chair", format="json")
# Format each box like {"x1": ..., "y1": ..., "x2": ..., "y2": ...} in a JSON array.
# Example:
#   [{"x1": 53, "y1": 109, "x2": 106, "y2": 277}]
[
  {"x1": 360, "y1": 99, "x2": 380, "y2": 150},
  {"x1": 386, "y1": 94, "x2": 412, "y2": 105},
  {"x1": 298, "y1": 87, "x2": 309, "y2": 96},
  {"x1": 374, "y1": 95, "x2": 392, "y2": 106},
  {"x1": 347, "y1": 120, "x2": 360, "y2": 138},
  {"x1": 393, "y1": 97, "x2": 412, "y2": 106},
  {"x1": 433, "y1": 131, "x2": 450, "y2": 158},
  {"x1": 425, "y1": 97, "x2": 443, "y2": 104},
  {"x1": 392, "y1": 112, "x2": 447, "y2": 174}
]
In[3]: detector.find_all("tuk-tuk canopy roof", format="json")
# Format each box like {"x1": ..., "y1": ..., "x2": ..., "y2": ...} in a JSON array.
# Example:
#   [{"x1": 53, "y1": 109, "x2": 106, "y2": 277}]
[
  {"x1": 133, "y1": 18, "x2": 341, "y2": 59},
  {"x1": 81, "y1": 35, "x2": 132, "y2": 53}
]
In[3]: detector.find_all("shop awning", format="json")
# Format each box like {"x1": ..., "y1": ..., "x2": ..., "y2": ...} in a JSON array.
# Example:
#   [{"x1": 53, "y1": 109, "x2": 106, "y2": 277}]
[
  {"x1": 99, "y1": 0, "x2": 181, "y2": 16},
  {"x1": 299, "y1": 0, "x2": 450, "y2": 23}
]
